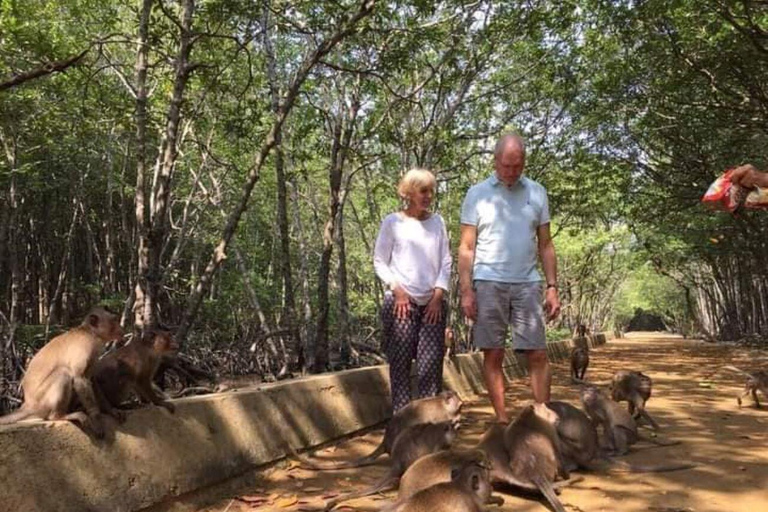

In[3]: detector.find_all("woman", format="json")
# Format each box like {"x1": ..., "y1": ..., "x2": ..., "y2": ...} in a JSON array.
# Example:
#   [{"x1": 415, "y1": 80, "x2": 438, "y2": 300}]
[{"x1": 374, "y1": 168, "x2": 452, "y2": 412}]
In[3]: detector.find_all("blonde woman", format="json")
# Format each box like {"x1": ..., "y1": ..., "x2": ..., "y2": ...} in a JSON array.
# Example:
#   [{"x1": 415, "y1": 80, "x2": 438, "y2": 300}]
[{"x1": 373, "y1": 169, "x2": 452, "y2": 412}]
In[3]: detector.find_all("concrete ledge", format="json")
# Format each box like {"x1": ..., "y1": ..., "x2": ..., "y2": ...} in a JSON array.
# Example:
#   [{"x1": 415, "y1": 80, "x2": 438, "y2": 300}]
[{"x1": 0, "y1": 333, "x2": 609, "y2": 512}]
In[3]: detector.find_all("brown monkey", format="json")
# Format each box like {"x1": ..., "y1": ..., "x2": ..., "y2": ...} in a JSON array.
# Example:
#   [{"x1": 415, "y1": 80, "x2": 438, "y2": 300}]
[
  {"x1": 399, "y1": 424, "x2": 577, "y2": 501},
  {"x1": 610, "y1": 370, "x2": 658, "y2": 429},
  {"x1": 570, "y1": 347, "x2": 589, "y2": 382},
  {"x1": 0, "y1": 307, "x2": 123, "y2": 438},
  {"x1": 323, "y1": 421, "x2": 459, "y2": 510},
  {"x1": 397, "y1": 449, "x2": 491, "y2": 501},
  {"x1": 503, "y1": 403, "x2": 569, "y2": 512},
  {"x1": 294, "y1": 391, "x2": 463, "y2": 470},
  {"x1": 93, "y1": 328, "x2": 178, "y2": 414},
  {"x1": 384, "y1": 459, "x2": 497, "y2": 512},
  {"x1": 580, "y1": 386, "x2": 677, "y2": 456},
  {"x1": 548, "y1": 401, "x2": 694, "y2": 473},
  {"x1": 722, "y1": 365, "x2": 768, "y2": 408}
]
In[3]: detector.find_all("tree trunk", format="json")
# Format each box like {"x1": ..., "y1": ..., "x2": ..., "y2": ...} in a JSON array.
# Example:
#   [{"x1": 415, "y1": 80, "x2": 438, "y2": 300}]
[
  {"x1": 263, "y1": 0, "x2": 301, "y2": 374},
  {"x1": 133, "y1": 0, "x2": 154, "y2": 333}
]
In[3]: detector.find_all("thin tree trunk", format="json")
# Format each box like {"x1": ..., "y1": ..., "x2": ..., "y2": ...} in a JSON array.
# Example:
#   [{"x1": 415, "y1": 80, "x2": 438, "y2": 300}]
[
  {"x1": 263, "y1": 0, "x2": 301, "y2": 374},
  {"x1": 133, "y1": 0, "x2": 154, "y2": 332},
  {"x1": 176, "y1": 0, "x2": 376, "y2": 345}
]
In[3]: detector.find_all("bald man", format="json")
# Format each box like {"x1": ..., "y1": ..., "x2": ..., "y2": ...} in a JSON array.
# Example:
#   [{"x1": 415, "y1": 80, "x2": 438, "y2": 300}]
[{"x1": 457, "y1": 133, "x2": 560, "y2": 423}]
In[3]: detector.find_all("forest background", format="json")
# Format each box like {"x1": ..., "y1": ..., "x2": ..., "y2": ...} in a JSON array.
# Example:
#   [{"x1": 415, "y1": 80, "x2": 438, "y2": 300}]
[{"x1": 1, "y1": 0, "x2": 767, "y2": 404}]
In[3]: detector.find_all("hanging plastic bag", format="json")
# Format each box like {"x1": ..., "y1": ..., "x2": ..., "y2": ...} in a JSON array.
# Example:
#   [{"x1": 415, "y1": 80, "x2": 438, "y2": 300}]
[{"x1": 702, "y1": 169, "x2": 768, "y2": 212}]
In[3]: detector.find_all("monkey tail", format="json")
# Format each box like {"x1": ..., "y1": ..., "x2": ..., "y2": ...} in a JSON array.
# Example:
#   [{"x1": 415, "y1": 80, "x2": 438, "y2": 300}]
[
  {"x1": 722, "y1": 365, "x2": 754, "y2": 378},
  {"x1": 638, "y1": 433, "x2": 679, "y2": 446},
  {"x1": 323, "y1": 474, "x2": 399, "y2": 511},
  {"x1": 0, "y1": 406, "x2": 37, "y2": 425},
  {"x1": 607, "y1": 459, "x2": 696, "y2": 473},
  {"x1": 533, "y1": 476, "x2": 567, "y2": 512},
  {"x1": 291, "y1": 442, "x2": 386, "y2": 470}
]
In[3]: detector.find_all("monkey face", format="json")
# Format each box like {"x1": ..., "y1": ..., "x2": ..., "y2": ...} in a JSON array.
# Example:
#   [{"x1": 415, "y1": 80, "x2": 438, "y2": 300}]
[
  {"x1": 442, "y1": 390, "x2": 463, "y2": 415},
  {"x1": 153, "y1": 331, "x2": 179, "y2": 356},
  {"x1": 88, "y1": 307, "x2": 124, "y2": 343}
]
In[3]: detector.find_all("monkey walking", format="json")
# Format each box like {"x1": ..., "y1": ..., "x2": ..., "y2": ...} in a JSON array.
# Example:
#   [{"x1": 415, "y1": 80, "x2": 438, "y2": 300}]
[
  {"x1": 92, "y1": 328, "x2": 179, "y2": 414},
  {"x1": 720, "y1": 365, "x2": 768, "y2": 408},
  {"x1": 323, "y1": 421, "x2": 459, "y2": 510},
  {"x1": 292, "y1": 391, "x2": 463, "y2": 470},
  {"x1": 384, "y1": 459, "x2": 500, "y2": 512},
  {"x1": 570, "y1": 347, "x2": 589, "y2": 383},
  {"x1": 610, "y1": 370, "x2": 659, "y2": 430},
  {"x1": 0, "y1": 307, "x2": 123, "y2": 438}
]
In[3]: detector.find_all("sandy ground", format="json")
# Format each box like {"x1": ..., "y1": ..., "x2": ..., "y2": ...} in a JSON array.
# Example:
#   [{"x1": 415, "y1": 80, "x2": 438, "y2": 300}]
[{"x1": 158, "y1": 334, "x2": 768, "y2": 512}]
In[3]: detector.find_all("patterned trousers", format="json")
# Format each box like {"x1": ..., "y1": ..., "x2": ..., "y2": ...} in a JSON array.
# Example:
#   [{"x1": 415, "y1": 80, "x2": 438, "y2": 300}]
[{"x1": 381, "y1": 293, "x2": 446, "y2": 412}]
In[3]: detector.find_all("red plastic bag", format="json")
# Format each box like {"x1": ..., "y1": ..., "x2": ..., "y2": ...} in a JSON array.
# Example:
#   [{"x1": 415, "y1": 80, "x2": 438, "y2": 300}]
[{"x1": 702, "y1": 169, "x2": 768, "y2": 212}]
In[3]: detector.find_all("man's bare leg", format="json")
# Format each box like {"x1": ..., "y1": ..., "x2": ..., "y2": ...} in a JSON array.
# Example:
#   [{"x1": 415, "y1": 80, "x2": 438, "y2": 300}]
[
  {"x1": 483, "y1": 348, "x2": 509, "y2": 422},
  {"x1": 527, "y1": 349, "x2": 551, "y2": 403}
]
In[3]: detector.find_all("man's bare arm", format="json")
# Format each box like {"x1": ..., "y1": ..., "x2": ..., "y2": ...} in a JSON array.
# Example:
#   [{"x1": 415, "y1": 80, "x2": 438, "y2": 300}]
[
  {"x1": 537, "y1": 223, "x2": 557, "y2": 285},
  {"x1": 458, "y1": 224, "x2": 477, "y2": 293},
  {"x1": 458, "y1": 224, "x2": 478, "y2": 320}
]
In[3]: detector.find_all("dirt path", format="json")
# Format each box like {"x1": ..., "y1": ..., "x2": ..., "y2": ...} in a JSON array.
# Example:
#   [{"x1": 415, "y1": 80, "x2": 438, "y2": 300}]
[{"x1": 169, "y1": 334, "x2": 768, "y2": 512}]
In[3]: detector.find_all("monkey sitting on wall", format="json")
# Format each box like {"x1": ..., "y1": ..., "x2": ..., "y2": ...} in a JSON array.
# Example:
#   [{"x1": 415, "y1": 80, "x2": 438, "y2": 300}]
[
  {"x1": 93, "y1": 328, "x2": 179, "y2": 414},
  {"x1": 0, "y1": 307, "x2": 123, "y2": 438}
]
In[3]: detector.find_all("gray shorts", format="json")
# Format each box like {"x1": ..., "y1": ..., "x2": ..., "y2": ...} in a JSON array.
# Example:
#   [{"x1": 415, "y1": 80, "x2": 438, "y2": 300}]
[{"x1": 473, "y1": 280, "x2": 546, "y2": 351}]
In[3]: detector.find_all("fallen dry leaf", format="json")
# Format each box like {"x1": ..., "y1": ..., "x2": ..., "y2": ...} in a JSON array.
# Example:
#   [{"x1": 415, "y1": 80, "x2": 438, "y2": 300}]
[{"x1": 235, "y1": 495, "x2": 266, "y2": 504}]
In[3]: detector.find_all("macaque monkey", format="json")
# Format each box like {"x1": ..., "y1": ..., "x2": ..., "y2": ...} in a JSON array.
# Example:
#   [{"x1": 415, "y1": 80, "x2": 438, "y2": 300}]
[
  {"x1": 323, "y1": 421, "x2": 459, "y2": 510},
  {"x1": 570, "y1": 347, "x2": 589, "y2": 382},
  {"x1": 0, "y1": 307, "x2": 123, "y2": 438},
  {"x1": 722, "y1": 365, "x2": 768, "y2": 408},
  {"x1": 294, "y1": 391, "x2": 463, "y2": 470},
  {"x1": 548, "y1": 401, "x2": 694, "y2": 473},
  {"x1": 581, "y1": 386, "x2": 677, "y2": 456},
  {"x1": 503, "y1": 403, "x2": 569, "y2": 512},
  {"x1": 384, "y1": 459, "x2": 497, "y2": 512},
  {"x1": 610, "y1": 370, "x2": 658, "y2": 429},
  {"x1": 93, "y1": 328, "x2": 178, "y2": 414}
]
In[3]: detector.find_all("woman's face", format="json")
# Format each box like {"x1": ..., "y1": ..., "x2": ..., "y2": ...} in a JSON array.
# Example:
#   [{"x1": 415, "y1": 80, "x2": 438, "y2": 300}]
[{"x1": 409, "y1": 184, "x2": 434, "y2": 212}]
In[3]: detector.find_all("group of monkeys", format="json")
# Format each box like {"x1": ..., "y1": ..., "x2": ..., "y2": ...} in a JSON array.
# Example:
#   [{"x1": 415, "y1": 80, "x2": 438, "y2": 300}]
[
  {"x1": 1, "y1": 310, "x2": 766, "y2": 512},
  {"x1": 0, "y1": 306, "x2": 178, "y2": 437},
  {"x1": 289, "y1": 345, "x2": 701, "y2": 512}
]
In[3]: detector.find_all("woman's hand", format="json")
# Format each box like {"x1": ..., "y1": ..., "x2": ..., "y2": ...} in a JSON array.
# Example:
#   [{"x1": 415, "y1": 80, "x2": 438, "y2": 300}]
[
  {"x1": 392, "y1": 284, "x2": 411, "y2": 320},
  {"x1": 424, "y1": 288, "x2": 444, "y2": 324}
]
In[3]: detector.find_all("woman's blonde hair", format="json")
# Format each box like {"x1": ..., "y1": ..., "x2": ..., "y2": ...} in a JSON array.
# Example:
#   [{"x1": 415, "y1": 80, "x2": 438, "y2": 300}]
[{"x1": 397, "y1": 168, "x2": 437, "y2": 199}]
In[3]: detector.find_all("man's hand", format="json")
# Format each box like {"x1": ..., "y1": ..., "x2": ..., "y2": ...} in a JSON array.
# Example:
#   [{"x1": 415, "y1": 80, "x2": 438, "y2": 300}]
[
  {"x1": 461, "y1": 288, "x2": 477, "y2": 322},
  {"x1": 544, "y1": 287, "x2": 561, "y2": 322},
  {"x1": 731, "y1": 164, "x2": 768, "y2": 189},
  {"x1": 392, "y1": 285, "x2": 411, "y2": 320},
  {"x1": 424, "y1": 289, "x2": 444, "y2": 324}
]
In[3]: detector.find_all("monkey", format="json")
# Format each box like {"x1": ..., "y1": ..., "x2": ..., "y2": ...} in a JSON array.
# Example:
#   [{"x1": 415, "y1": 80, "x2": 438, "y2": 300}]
[
  {"x1": 502, "y1": 403, "x2": 570, "y2": 512},
  {"x1": 576, "y1": 324, "x2": 588, "y2": 337},
  {"x1": 609, "y1": 370, "x2": 658, "y2": 429},
  {"x1": 0, "y1": 307, "x2": 123, "y2": 438},
  {"x1": 398, "y1": 424, "x2": 579, "y2": 501},
  {"x1": 293, "y1": 391, "x2": 463, "y2": 470},
  {"x1": 384, "y1": 459, "x2": 497, "y2": 512},
  {"x1": 323, "y1": 421, "x2": 460, "y2": 510},
  {"x1": 92, "y1": 328, "x2": 178, "y2": 414},
  {"x1": 580, "y1": 386, "x2": 678, "y2": 456},
  {"x1": 570, "y1": 347, "x2": 589, "y2": 383},
  {"x1": 547, "y1": 401, "x2": 694, "y2": 473},
  {"x1": 721, "y1": 365, "x2": 768, "y2": 408}
]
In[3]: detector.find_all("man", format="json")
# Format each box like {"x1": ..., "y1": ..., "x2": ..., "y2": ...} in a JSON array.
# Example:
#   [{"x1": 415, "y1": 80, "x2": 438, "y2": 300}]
[{"x1": 458, "y1": 133, "x2": 560, "y2": 423}]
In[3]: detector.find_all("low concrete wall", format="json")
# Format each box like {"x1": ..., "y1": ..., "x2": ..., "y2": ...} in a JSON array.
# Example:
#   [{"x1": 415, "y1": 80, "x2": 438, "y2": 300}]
[{"x1": 0, "y1": 333, "x2": 609, "y2": 512}]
